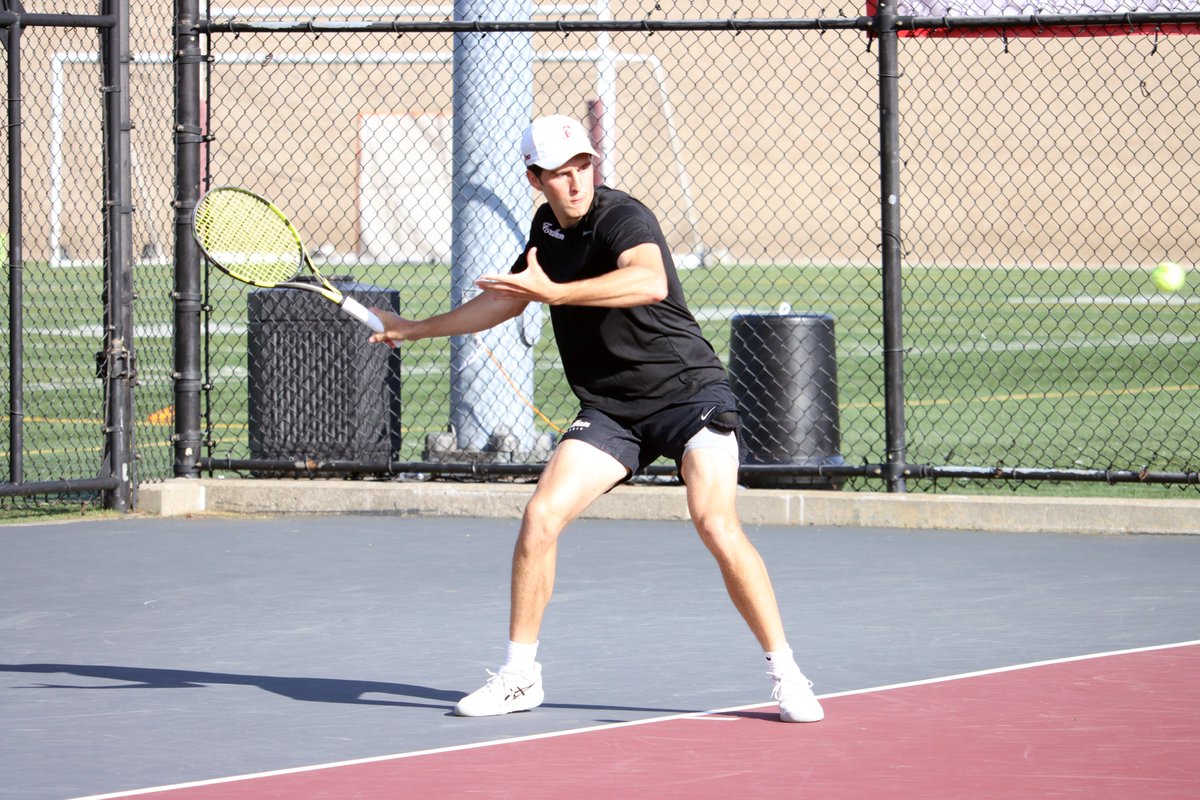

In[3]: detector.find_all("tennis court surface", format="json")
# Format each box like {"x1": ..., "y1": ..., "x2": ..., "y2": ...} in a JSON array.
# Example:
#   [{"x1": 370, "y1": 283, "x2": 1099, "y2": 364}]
[{"x1": 3, "y1": 513, "x2": 1198, "y2": 799}]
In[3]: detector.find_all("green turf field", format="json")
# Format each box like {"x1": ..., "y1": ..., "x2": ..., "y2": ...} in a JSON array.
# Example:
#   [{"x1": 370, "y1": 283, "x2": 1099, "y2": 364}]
[{"x1": 5, "y1": 258, "x2": 1199, "y2": 497}]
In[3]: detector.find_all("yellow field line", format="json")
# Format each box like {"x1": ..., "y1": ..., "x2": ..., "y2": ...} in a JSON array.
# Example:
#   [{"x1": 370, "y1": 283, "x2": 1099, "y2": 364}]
[
  {"x1": 9, "y1": 384, "x2": 1194, "y2": 459},
  {"x1": 844, "y1": 383, "x2": 1200, "y2": 410},
  {"x1": 11, "y1": 384, "x2": 1198, "y2": 426},
  {"x1": 2, "y1": 416, "x2": 104, "y2": 425}
]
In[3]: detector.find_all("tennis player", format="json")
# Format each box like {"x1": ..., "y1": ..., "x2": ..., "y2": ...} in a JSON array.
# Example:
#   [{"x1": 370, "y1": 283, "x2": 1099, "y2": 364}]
[{"x1": 370, "y1": 114, "x2": 824, "y2": 723}]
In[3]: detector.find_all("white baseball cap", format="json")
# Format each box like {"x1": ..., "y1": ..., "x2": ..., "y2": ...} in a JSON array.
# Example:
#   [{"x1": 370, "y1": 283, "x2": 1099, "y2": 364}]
[{"x1": 521, "y1": 114, "x2": 598, "y2": 171}]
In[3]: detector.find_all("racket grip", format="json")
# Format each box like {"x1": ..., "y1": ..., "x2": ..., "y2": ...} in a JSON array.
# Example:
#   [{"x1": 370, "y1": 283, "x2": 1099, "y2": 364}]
[{"x1": 340, "y1": 296, "x2": 386, "y2": 334}]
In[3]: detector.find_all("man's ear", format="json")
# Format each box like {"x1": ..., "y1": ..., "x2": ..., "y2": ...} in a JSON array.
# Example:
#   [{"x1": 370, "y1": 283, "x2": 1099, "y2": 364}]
[{"x1": 525, "y1": 169, "x2": 543, "y2": 191}]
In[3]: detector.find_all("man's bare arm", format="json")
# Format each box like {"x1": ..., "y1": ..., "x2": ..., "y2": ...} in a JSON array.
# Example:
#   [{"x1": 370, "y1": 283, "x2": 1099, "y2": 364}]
[
  {"x1": 369, "y1": 290, "x2": 528, "y2": 345},
  {"x1": 474, "y1": 243, "x2": 668, "y2": 308}
]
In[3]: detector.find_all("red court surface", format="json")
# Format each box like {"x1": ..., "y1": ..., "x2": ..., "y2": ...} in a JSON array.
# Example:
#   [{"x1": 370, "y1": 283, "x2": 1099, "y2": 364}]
[{"x1": 81, "y1": 641, "x2": 1200, "y2": 800}]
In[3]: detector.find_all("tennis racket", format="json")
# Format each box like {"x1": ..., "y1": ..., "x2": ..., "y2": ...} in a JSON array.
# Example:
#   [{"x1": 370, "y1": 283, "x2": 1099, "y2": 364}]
[{"x1": 192, "y1": 186, "x2": 386, "y2": 334}]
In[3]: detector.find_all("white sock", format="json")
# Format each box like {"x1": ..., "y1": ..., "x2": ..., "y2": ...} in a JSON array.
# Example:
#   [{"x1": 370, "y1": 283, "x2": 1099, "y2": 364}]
[
  {"x1": 765, "y1": 646, "x2": 799, "y2": 676},
  {"x1": 503, "y1": 640, "x2": 539, "y2": 672}
]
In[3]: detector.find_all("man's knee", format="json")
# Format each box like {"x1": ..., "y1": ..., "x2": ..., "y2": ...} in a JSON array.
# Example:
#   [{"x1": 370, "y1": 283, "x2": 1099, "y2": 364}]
[
  {"x1": 520, "y1": 494, "x2": 571, "y2": 544},
  {"x1": 694, "y1": 513, "x2": 748, "y2": 555}
]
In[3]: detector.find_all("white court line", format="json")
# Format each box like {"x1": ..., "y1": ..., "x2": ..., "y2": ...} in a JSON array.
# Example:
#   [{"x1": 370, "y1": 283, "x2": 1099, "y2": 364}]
[
  {"x1": 69, "y1": 639, "x2": 1200, "y2": 800},
  {"x1": 797, "y1": 638, "x2": 1200, "y2": 703}
]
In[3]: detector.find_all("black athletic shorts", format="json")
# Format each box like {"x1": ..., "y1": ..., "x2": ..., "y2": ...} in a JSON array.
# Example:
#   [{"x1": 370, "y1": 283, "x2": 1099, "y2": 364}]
[{"x1": 560, "y1": 382, "x2": 742, "y2": 475}]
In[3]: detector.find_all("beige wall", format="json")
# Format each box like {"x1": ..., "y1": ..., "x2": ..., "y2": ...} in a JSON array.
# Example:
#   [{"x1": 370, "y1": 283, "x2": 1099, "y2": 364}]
[{"x1": 8, "y1": 5, "x2": 1198, "y2": 271}]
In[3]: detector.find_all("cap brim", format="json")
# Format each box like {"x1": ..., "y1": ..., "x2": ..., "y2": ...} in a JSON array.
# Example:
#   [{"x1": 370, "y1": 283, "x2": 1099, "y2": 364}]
[{"x1": 527, "y1": 147, "x2": 598, "y2": 171}]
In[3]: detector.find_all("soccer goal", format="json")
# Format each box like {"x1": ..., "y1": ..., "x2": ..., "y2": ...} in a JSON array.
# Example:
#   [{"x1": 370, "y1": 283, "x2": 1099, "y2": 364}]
[{"x1": 356, "y1": 51, "x2": 705, "y2": 269}]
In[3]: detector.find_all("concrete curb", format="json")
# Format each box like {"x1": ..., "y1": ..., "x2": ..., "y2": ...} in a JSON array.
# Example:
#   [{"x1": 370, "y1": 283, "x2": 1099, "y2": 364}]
[{"x1": 138, "y1": 478, "x2": 1200, "y2": 535}]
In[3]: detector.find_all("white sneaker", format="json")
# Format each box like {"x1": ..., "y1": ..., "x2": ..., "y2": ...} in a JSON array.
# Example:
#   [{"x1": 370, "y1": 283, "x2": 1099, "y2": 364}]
[
  {"x1": 454, "y1": 663, "x2": 544, "y2": 717},
  {"x1": 771, "y1": 668, "x2": 825, "y2": 723}
]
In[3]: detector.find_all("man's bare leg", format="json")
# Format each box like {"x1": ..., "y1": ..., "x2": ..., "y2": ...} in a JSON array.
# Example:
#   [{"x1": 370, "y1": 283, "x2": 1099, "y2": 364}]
[
  {"x1": 454, "y1": 439, "x2": 626, "y2": 717},
  {"x1": 681, "y1": 445, "x2": 824, "y2": 722},
  {"x1": 508, "y1": 439, "x2": 627, "y2": 643},
  {"x1": 681, "y1": 446, "x2": 787, "y2": 650}
]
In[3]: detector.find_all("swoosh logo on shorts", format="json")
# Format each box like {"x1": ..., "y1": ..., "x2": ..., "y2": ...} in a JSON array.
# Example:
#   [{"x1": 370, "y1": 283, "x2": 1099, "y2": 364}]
[{"x1": 700, "y1": 406, "x2": 716, "y2": 421}]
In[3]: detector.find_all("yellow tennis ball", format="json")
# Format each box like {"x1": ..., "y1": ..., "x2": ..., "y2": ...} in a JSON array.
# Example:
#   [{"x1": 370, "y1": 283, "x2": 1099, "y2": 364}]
[{"x1": 1151, "y1": 261, "x2": 1186, "y2": 293}]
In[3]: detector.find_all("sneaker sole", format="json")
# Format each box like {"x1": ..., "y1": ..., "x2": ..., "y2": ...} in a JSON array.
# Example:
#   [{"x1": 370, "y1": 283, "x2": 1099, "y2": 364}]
[
  {"x1": 780, "y1": 706, "x2": 825, "y2": 723},
  {"x1": 453, "y1": 690, "x2": 545, "y2": 717}
]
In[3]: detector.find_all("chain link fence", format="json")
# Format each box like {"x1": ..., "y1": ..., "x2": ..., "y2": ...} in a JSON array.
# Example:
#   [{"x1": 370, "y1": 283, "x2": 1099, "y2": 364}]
[
  {"x1": 191, "y1": 10, "x2": 887, "y2": 487},
  {"x1": 898, "y1": 24, "x2": 1200, "y2": 489},
  {"x1": 1, "y1": 2, "x2": 176, "y2": 510},
  {"x1": 4, "y1": 2, "x2": 1199, "y2": 508}
]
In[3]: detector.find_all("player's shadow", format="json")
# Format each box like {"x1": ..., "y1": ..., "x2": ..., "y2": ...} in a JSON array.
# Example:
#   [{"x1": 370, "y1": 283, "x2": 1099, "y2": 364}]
[
  {"x1": 0, "y1": 663, "x2": 694, "y2": 715},
  {"x1": 0, "y1": 662, "x2": 460, "y2": 710}
]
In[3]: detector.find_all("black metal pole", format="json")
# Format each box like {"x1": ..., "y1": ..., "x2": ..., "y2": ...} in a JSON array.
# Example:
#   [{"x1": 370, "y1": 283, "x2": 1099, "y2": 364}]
[
  {"x1": 0, "y1": 476, "x2": 121, "y2": 498},
  {"x1": 191, "y1": 11, "x2": 1200, "y2": 35},
  {"x1": 876, "y1": 0, "x2": 908, "y2": 492},
  {"x1": 5, "y1": 14, "x2": 22, "y2": 485},
  {"x1": 0, "y1": 11, "x2": 116, "y2": 28},
  {"x1": 172, "y1": 0, "x2": 204, "y2": 478},
  {"x1": 196, "y1": 457, "x2": 886, "y2": 482},
  {"x1": 100, "y1": 0, "x2": 133, "y2": 510},
  {"x1": 906, "y1": 463, "x2": 1200, "y2": 485}
]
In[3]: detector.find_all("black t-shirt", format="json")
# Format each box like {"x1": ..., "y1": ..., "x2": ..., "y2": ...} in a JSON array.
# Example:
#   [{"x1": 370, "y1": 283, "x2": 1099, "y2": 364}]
[{"x1": 511, "y1": 186, "x2": 727, "y2": 422}]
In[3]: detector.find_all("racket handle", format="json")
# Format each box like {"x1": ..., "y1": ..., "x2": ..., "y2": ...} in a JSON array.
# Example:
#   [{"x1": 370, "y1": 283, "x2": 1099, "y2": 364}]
[{"x1": 339, "y1": 295, "x2": 385, "y2": 334}]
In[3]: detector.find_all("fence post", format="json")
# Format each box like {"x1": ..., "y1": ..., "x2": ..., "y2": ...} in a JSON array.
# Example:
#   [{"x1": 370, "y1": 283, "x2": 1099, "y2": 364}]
[
  {"x1": 172, "y1": 0, "x2": 204, "y2": 478},
  {"x1": 100, "y1": 0, "x2": 134, "y2": 510},
  {"x1": 876, "y1": 0, "x2": 909, "y2": 492},
  {"x1": 5, "y1": 13, "x2": 23, "y2": 485}
]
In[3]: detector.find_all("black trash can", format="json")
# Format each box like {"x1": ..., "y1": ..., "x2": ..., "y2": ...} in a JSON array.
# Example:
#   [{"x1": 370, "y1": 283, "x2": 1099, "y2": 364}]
[
  {"x1": 247, "y1": 277, "x2": 401, "y2": 473},
  {"x1": 728, "y1": 312, "x2": 844, "y2": 489}
]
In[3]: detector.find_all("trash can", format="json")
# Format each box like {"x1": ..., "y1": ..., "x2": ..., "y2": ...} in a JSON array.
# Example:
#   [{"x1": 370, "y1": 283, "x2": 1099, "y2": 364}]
[
  {"x1": 247, "y1": 277, "x2": 401, "y2": 472},
  {"x1": 728, "y1": 312, "x2": 844, "y2": 489}
]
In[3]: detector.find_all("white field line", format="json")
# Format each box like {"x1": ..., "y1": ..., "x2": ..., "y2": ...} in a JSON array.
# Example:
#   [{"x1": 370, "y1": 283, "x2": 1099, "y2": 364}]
[{"x1": 26, "y1": 298, "x2": 1197, "y2": 358}]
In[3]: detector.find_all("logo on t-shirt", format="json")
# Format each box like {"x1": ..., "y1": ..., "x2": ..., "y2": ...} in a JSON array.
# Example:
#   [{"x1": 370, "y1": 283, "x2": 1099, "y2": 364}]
[{"x1": 542, "y1": 222, "x2": 565, "y2": 241}]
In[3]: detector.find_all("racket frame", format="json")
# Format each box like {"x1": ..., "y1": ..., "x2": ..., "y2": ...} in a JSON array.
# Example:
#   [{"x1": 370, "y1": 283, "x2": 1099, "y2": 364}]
[{"x1": 191, "y1": 185, "x2": 385, "y2": 333}]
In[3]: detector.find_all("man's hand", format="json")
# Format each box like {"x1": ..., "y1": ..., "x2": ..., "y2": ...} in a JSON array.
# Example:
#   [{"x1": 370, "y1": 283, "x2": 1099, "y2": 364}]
[
  {"x1": 474, "y1": 247, "x2": 565, "y2": 305},
  {"x1": 476, "y1": 244, "x2": 667, "y2": 308},
  {"x1": 368, "y1": 308, "x2": 421, "y2": 345}
]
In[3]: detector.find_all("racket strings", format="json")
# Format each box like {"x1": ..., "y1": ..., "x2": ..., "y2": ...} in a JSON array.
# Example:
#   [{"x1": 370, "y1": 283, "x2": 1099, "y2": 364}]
[{"x1": 194, "y1": 189, "x2": 304, "y2": 285}]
